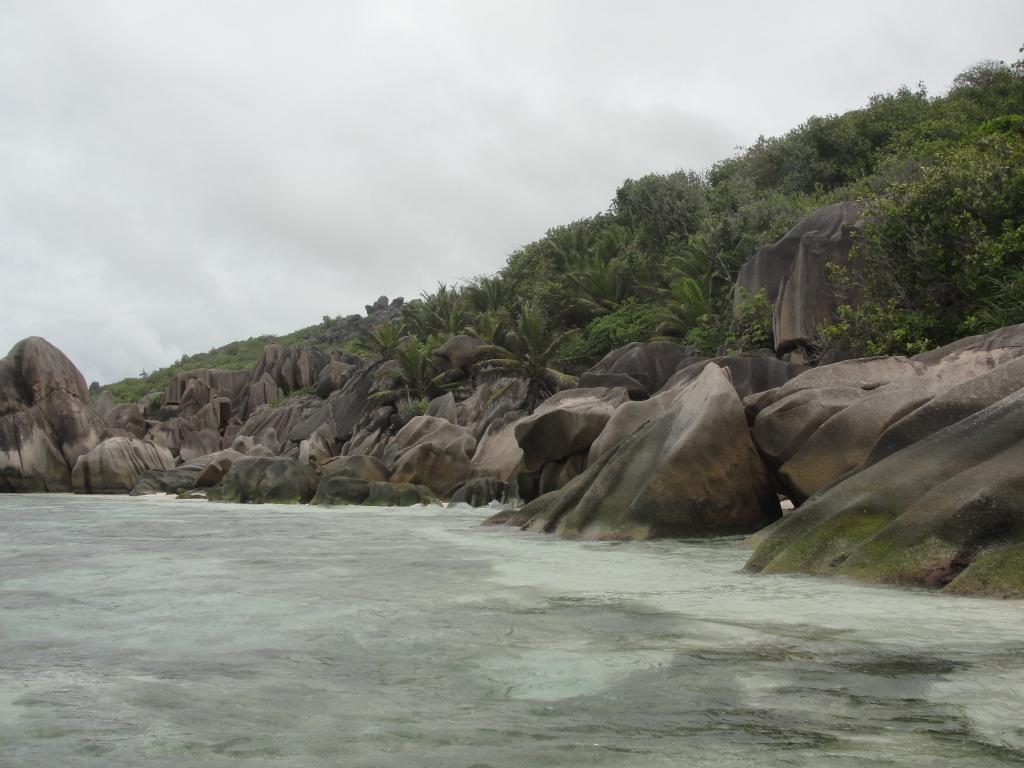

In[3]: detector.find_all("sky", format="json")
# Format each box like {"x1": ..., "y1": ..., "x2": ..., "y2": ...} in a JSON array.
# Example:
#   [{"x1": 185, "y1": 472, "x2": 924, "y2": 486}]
[{"x1": 1, "y1": 1, "x2": 1022, "y2": 384}]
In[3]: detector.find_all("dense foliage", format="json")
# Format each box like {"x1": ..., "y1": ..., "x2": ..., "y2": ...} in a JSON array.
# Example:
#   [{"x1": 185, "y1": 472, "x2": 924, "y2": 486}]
[{"x1": 104, "y1": 53, "x2": 1024, "y2": 404}]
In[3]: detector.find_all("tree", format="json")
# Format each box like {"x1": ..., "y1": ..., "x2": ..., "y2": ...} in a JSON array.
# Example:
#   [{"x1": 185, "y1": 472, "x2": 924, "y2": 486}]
[{"x1": 473, "y1": 304, "x2": 577, "y2": 411}]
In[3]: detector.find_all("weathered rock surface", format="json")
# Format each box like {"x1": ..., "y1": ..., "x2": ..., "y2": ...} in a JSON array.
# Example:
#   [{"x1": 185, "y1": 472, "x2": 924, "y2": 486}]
[
  {"x1": 734, "y1": 201, "x2": 863, "y2": 354},
  {"x1": 451, "y1": 477, "x2": 510, "y2": 507},
  {"x1": 130, "y1": 467, "x2": 201, "y2": 496},
  {"x1": 72, "y1": 437, "x2": 175, "y2": 493},
  {"x1": 662, "y1": 351, "x2": 807, "y2": 400},
  {"x1": 389, "y1": 416, "x2": 476, "y2": 496},
  {"x1": 506, "y1": 365, "x2": 779, "y2": 540},
  {"x1": 0, "y1": 337, "x2": 107, "y2": 491},
  {"x1": 746, "y1": 386, "x2": 1024, "y2": 596},
  {"x1": 163, "y1": 369, "x2": 249, "y2": 409},
  {"x1": 103, "y1": 402, "x2": 146, "y2": 439},
  {"x1": 433, "y1": 334, "x2": 486, "y2": 371},
  {"x1": 208, "y1": 456, "x2": 317, "y2": 504},
  {"x1": 194, "y1": 449, "x2": 246, "y2": 487},
  {"x1": 578, "y1": 341, "x2": 696, "y2": 397},
  {"x1": 315, "y1": 360, "x2": 355, "y2": 399},
  {"x1": 320, "y1": 454, "x2": 391, "y2": 482},
  {"x1": 179, "y1": 428, "x2": 223, "y2": 463},
  {"x1": 469, "y1": 411, "x2": 526, "y2": 482},
  {"x1": 750, "y1": 325, "x2": 1024, "y2": 502},
  {"x1": 514, "y1": 387, "x2": 629, "y2": 472},
  {"x1": 311, "y1": 476, "x2": 433, "y2": 507}
]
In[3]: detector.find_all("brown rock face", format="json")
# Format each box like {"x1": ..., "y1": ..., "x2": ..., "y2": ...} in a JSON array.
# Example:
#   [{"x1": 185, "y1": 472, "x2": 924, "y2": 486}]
[
  {"x1": 0, "y1": 337, "x2": 106, "y2": 491},
  {"x1": 734, "y1": 201, "x2": 863, "y2": 354},
  {"x1": 433, "y1": 335, "x2": 486, "y2": 371},
  {"x1": 578, "y1": 341, "x2": 697, "y2": 398},
  {"x1": 320, "y1": 454, "x2": 391, "y2": 483},
  {"x1": 514, "y1": 387, "x2": 630, "y2": 472},
  {"x1": 746, "y1": 383, "x2": 1024, "y2": 596},
  {"x1": 749, "y1": 324, "x2": 1024, "y2": 503},
  {"x1": 469, "y1": 411, "x2": 526, "y2": 483},
  {"x1": 509, "y1": 365, "x2": 780, "y2": 540},
  {"x1": 389, "y1": 415, "x2": 477, "y2": 496},
  {"x1": 72, "y1": 437, "x2": 176, "y2": 493}
]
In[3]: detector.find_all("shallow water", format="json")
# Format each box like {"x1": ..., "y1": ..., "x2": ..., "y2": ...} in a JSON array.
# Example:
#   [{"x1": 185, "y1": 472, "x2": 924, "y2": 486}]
[{"x1": 1, "y1": 495, "x2": 1022, "y2": 767}]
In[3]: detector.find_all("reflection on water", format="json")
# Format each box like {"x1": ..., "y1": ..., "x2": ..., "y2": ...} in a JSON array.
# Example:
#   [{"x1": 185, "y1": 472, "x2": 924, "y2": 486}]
[{"x1": 1, "y1": 494, "x2": 1022, "y2": 767}]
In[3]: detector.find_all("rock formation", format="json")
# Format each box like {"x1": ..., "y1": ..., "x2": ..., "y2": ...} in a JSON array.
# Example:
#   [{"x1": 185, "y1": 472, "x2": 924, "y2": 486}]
[
  {"x1": 495, "y1": 365, "x2": 780, "y2": 539},
  {"x1": 72, "y1": 437, "x2": 176, "y2": 493},
  {"x1": 0, "y1": 337, "x2": 107, "y2": 491},
  {"x1": 734, "y1": 201, "x2": 864, "y2": 355}
]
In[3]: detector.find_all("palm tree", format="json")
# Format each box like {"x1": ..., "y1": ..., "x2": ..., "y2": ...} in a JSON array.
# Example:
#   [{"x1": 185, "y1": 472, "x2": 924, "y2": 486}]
[
  {"x1": 363, "y1": 320, "x2": 407, "y2": 358},
  {"x1": 474, "y1": 304, "x2": 577, "y2": 411},
  {"x1": 562, "y1": 253, "x2": 632, "y2": 316},
  {"x1": 654, "y1": 276, "x2": 716, "y2": 338},
  {"x1": 370, "y1": 338, "x2": 461, "y2": 406}
]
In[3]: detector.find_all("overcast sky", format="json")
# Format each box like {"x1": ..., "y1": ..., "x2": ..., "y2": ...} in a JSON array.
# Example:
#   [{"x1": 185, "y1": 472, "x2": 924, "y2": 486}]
[{"x1": 2, "y1": 1, "x2": 1022, "y2": 384}]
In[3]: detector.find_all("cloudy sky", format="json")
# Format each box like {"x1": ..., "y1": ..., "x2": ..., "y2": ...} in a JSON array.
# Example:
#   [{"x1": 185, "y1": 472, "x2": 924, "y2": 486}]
[{"x1": 2, "y1": 1, "x2": 1021, "y2": 384}]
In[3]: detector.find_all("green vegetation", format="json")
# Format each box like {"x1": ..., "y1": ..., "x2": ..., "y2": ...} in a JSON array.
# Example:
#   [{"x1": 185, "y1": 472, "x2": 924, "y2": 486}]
[{"x1": 104, "y1": 53, "x2": 1024, "y2": 404}]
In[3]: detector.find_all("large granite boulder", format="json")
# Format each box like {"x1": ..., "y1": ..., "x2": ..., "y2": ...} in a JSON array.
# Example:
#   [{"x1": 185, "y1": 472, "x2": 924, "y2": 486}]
[
  {"x1": 502, "y1": 365, "x2": 779, "y2": 540},
  {"x1": 130, "y1": 467, "x2": 201, "y2": 496},
  {"x1": 433, "y1": 335, "x2": 486, "y2": 371},
  {"x1": 311, "y1": 476, "x2": 434, "y2": 507},
  {"x1": 72, "y1": 437, "x2": 175, "y2": 493},
  {"x1": 103, "y1": 402, "x2": 146, "y2": 439},
  {"x1": 389, "y1": 415, "x2": 476, "y2": 496},
  {"x1": 0, "y1": 337, "x2": 107, "y2": 491},
  {"x1": 661, "y1": 351, "x2": 807, "y2": 400},
  {"x1": 451, "y1": 477, "x2": 510, "y2": 507},
  {"x1": 207, "y1": 456, "x2": 317, "y2": 504},
  {"x1": 734, "y1": 201, "x2": 864, "y2": 354},
  {"x1": 746, "y1": 385, "x2": 1024, "y2": 597},
  {"x1": 462, "y1": 378, "x2": 529, "y2": 438},
  {"x1": 179, "y1": 428, "x2": 223, "y2": 463},
  {"x1": 320, "y1": 454, "x2": 391, "y2": 482},
  {"x1": 193, "y1": 449, "x2": 247, "y2": 487},
  {"x1": 750, "y1": 325, "x2": 1024, "y2": 502},
  {"x1": 469, "y1": 411, "x2": 526, "y2": 482},
  {"x1": 514, "y1": 387, "x2": 629, "y2": 472},
  {"x1": 315, "y1": 360, "x2": 356, "y2": 398},
  {"x1": 587, "y1": 387, "x2": 679, "y2": 463},
  {"x1": 578, "y1": 341, "x2": 697, "y2": 398}
]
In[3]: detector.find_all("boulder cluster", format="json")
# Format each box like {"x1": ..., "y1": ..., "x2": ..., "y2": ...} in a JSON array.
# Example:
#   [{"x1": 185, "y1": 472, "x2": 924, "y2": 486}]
[{"x1": 4, "y1": 208, "x2": 1024, "y2": 598}]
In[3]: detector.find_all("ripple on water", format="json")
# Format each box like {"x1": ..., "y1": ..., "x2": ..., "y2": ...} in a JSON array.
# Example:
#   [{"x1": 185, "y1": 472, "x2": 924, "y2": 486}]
[{"x1": 1, "y1": 494, "x2": 1023, "y2": 767}]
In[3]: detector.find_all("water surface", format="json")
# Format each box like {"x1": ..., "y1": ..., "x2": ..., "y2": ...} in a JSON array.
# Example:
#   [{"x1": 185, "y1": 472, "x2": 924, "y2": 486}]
[{"x1": 1, "y1": 494, "x2": 1022, "y2": 766}]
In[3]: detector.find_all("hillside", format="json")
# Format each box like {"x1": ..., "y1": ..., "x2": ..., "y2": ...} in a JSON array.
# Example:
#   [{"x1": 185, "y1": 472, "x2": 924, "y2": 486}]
[{"x1": 102, "y1": 54, "x2": 1024, "y2": 404}]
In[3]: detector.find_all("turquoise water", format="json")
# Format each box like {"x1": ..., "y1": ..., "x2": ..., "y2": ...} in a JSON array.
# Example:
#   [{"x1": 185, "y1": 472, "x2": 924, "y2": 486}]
[{"x1": 1, "y1": 494, "x2": 1022, "y2": 767}]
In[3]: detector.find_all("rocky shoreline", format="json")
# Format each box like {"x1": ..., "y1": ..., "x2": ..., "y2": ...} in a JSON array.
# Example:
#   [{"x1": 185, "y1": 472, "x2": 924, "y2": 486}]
[{"x1": 3, "y1": 205, "x2": 1024, "y2": 599}]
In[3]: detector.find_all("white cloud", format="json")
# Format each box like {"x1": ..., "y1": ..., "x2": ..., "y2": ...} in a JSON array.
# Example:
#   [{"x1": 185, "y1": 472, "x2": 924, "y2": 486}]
[{"x1": 1, "y1": 0, "x2": 1022, "y2": 382}]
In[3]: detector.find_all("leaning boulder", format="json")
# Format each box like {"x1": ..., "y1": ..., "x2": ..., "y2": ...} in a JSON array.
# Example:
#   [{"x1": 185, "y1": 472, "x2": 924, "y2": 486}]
[
  {"x1": 578, "y1": 341, "x2": 696, "y2": 398},
  {"x1": 509, "y1": 365, "x2": 780, "y2": 540},
  {"x1": 72, "y1": 437, "x2": 175, "y2": 493},
  {"x1": 734, "y1": 201, "x2": 863, "y2": 354},
  {"x1": 514, "y1": 387, "x2": 629, "y2": 472},
  {"x1": 207, "y1": 456, "x2": 317, "y2": 504}
]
